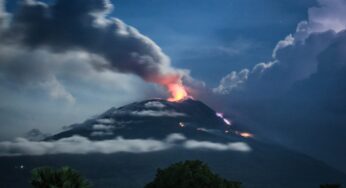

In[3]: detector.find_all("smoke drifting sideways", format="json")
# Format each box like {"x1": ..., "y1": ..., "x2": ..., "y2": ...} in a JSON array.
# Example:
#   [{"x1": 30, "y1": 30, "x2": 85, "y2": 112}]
[{"x1": 0, "y1": 0, "x2": 188, "y2": 99}]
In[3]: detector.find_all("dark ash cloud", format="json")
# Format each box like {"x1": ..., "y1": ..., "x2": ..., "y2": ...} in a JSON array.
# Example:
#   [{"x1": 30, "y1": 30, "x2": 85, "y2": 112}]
[
  {"x1": 1, "y1": 0, "x2": 187, "y2": 89},
  {"x1": 0, "y1": 0, "x2": 184, "y2": 138}
]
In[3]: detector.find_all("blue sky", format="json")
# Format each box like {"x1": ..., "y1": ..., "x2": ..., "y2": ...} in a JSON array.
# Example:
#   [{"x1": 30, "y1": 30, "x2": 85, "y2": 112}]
[{"x1": 110, "y1": 0, "x2": 316, "y2": 84}]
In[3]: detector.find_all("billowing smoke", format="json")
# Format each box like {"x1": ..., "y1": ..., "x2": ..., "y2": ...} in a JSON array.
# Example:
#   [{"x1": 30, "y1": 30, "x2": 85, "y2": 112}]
[{"x1": 0, "y1": 0, "x2": 186, "y2": 97}]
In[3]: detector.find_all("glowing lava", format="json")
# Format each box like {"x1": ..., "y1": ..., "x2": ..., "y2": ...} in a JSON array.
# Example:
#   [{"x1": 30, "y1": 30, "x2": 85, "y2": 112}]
[
  {"x1": 216, "y1": 112, "x2": 232, "y2": 125},
  {"x1": 167, "y1": 83, "x2": 188, "y2": 102},
  {"x1": 239, "y1": 132, "x2": 254, "y2": 138}
]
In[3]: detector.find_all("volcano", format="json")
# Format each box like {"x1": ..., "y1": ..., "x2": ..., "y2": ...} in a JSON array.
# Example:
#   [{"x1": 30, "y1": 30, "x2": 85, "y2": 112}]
[
  {"x1": 1, "y1": 99, "x2": 346, "y2": 188},
  {"x1": 48, "y1": 98, "x2": 238, "y2": 141}
]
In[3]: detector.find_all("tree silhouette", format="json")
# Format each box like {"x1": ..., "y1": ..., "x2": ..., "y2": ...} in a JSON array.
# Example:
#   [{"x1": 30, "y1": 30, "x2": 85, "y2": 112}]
[
  {"x1": 145, "y1": 160, "x2": 241, "y2": 188},
  {"x1": 30, "y1": 166, "x2": 91, "y2": 188}
]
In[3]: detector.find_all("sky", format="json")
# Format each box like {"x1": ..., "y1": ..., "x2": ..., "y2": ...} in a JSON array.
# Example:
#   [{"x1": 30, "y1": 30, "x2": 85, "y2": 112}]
[
  {"x1": 111, "y1": 0, "x2": 316, "y2": 84},
  {"x1": 1, "y1": 0, "x2": 346, "y2": 173}
]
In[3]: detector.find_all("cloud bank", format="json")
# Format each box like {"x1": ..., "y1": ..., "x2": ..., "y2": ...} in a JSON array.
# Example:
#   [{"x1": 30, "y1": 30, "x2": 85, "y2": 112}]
[
  {"x1": 212, "y1": 0, "x2": 346, "y2": 172},
  {"x1": 0, "y1": 134, "x2": 251, "y2": 156},
  {"x1": 215, "y1": 0, "x2": 346, "y2": 95}
]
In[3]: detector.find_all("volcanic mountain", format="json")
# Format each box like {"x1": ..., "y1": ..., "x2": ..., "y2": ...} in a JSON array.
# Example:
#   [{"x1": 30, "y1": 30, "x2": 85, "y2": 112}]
[
  {"x1": 1, "y1": 99, "x2": 346, "y2": 188},
  {"x1": 48, "y1": 98, "x2": 238, "y2": 141}
]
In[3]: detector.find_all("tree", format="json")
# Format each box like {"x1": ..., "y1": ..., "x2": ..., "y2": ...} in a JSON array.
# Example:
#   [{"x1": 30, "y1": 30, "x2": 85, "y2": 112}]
[
  {"x1": 320, "y1": 184, "x2": 341, "y2": 188},
  {"x1": 145, "y1": 160, "x2": 241, "y2": 188},
  {"x1": 30, "y1": 166, "x2": 91, "y2": 188}
]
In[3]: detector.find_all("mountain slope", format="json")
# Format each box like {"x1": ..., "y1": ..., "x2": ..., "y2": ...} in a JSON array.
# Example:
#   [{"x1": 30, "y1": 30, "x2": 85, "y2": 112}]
[{"x1": 49, "y1": 98, "x2": 236, "y2": 141}]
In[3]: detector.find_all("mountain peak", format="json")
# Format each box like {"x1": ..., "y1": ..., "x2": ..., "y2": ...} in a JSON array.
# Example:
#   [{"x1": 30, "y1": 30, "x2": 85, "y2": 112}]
[{"x1": 48, "y1": 98, "x2": 235, "y2": 141}]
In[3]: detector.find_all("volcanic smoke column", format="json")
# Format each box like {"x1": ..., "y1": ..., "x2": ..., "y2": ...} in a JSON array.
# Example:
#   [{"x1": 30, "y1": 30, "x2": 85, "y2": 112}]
[{"x1": 0, "y1": 0, "x2": 188, "y2": 101}]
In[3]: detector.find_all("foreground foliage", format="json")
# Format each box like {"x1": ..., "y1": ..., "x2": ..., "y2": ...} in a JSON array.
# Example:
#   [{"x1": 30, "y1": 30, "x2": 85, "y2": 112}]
[
  {"x1": 30, "y1": 166, "x2": 90, "y2": 188},
  {"x1": 145, "y1": 160, "x2": 242, "y2": 188},
  {"x1": 29, "y1": 163, "x2": 342, "y2": 188}
]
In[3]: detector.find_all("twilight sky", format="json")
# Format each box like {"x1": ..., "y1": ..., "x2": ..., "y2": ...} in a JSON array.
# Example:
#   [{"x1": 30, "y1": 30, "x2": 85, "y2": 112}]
[{"x1": 1, "y1": 0, "x2": 346, "y2": 173}]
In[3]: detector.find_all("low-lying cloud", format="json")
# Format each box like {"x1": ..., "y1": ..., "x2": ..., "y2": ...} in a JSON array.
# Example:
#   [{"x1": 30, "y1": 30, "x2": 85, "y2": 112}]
[
  {"x1": 113, "y1": 109, "x2": 186, "y2": 117},
  {"x1": 130, "y1": 110, "x2": 186, "y2": 117},
  {"x1": 0, "y1": 134, "x2": 251, "y2": 156},
  {"x1": 184, "y1": 140, "x2": 250, "y2": 152},
  {"x1": 144, "y1": 101, "x2": 166, "y2": 109}
]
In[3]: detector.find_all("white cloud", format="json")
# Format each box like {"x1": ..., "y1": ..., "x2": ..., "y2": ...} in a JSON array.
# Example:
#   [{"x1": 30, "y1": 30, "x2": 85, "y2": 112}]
[
  {"x1": 144, "y1": 101, "x2": 166, "y2": 108},
  {"x1": 272, "y1": 35, "x2": 295, "y2": 58},
  {"x1": 184, "y1": 140, "x2": 251, "y2": 152},
  {"x1": 0, "y1": 134, "x2": 251, "y2": 156},
  {"x1": 290, "y1": 0, "x2": 346, "y2": 42},
  {"x1": 113, "y1": 109, "x2": 186, "y2": 117},
  {"x1": 91, "y1": 123, "x2": 125, "y2": 136},
  {"x1": 96, "y1": 118, "x2": 115, "y2": 124},
  {"x1": 131, "y1": 110, "x2": 186, "y2": 117},
  {"x1": 215, "y1": 0, "x2": 346, "y2": 94},
  {"x1": 165, "y1": 133, "x2": 186, "y2": 143},
  {"x1": 92, "y1": 124, "x2": 114, "y2": 131},
  {"x1": 213, "y1": 69, "x2": 249, "y2": 94},
  {"x1": 307, "y1": 0, "x2": 346, "y2": 33},
  {"x1": 0, "y1": 136, "x2": 166, "y2": 156},
  {"x1": 251, "y1": 61, "x2": 277, "y2": 75}
]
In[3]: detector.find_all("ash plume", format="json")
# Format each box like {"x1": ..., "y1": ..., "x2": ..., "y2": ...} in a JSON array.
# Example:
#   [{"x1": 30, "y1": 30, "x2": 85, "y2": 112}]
[{"x1": 0, "y1": 0, "x2": 186, "y2": 91}]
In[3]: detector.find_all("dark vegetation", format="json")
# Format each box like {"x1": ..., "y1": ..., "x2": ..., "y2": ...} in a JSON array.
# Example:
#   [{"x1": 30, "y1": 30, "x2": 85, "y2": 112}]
[
  {"x1": 30, "y1": 166, "x2": 90, "y2": 188},
  {"x1": 29, "y1": 160, "x2": 342, "y2": 188},
  {"x1": 145, "y1": 160, "x2": 241, "y2": 188}
]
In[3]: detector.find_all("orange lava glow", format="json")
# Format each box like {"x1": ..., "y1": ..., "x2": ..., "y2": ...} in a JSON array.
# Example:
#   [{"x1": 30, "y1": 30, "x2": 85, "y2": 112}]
[
  {"x1": 167, "y1": 83, "x2": 188, "y2": 102},
  {"x1": 239, "y1": 132, "x2": 254, "y2": 138}
]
